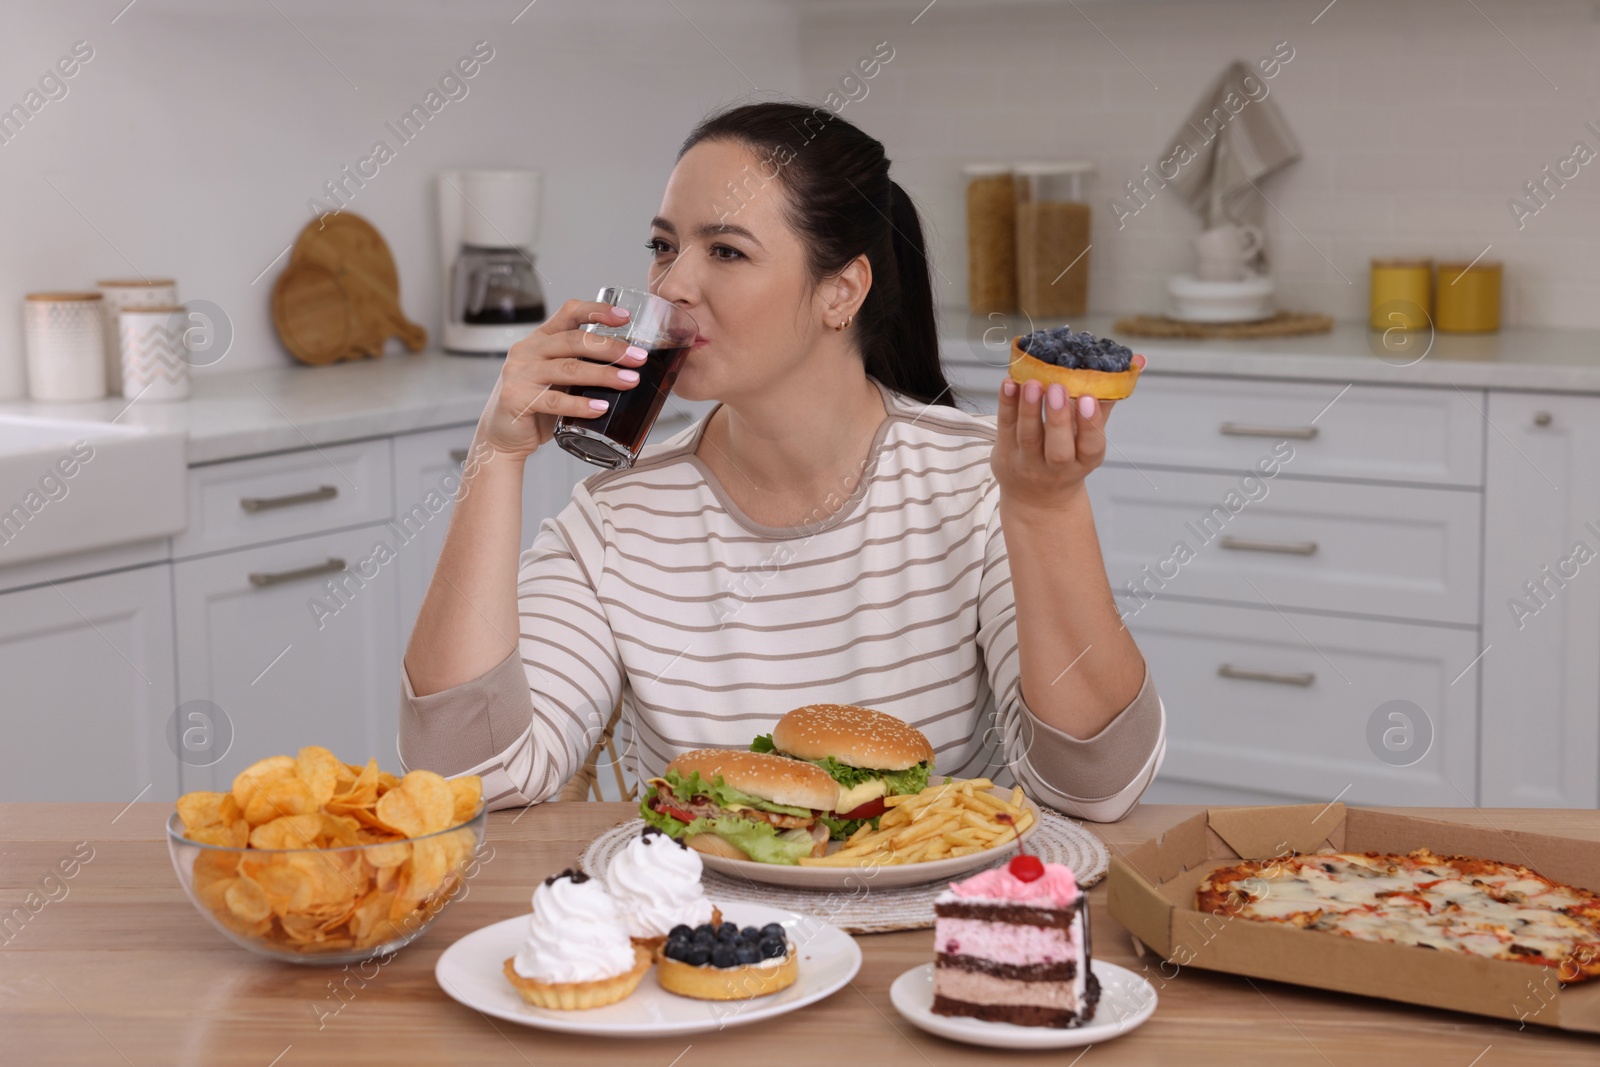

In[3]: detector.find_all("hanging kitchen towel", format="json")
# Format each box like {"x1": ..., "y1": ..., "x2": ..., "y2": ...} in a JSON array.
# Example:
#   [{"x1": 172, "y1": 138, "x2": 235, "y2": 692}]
[{"x1": 1165, "y1": 60, "x2": 1301, "y2": 269}]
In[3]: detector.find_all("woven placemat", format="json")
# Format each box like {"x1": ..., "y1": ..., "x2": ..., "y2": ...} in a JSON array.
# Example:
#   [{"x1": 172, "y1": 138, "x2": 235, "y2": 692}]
[
  {"x1": 578, "y1": 811, "x2": 1109, "y2": 935},
  {"x1": 1113, "y1": 311, "x2": 1334, "y2": 339}
]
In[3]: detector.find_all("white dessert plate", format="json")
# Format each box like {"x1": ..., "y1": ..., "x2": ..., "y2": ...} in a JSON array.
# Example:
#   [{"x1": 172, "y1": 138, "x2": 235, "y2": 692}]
[
  {"x1": 692, "y1": 789, "x2": 1041, "y2": 890},
  {"x1": 435, "y1": 901, "x2": 861, "y2": 1036},
  {"x1": 888, "y1": 961, "x2": 1156, "y2": 1049}
]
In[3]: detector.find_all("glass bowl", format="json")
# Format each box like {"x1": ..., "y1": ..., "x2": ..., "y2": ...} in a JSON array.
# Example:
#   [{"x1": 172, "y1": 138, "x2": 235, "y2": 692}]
[{"x1": 166, "y1": 806, "x2": 487, "y2": 965}]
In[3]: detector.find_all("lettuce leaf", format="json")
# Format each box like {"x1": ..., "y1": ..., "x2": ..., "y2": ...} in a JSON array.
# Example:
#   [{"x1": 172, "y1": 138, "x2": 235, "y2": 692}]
[
  {"x1": 746, "y1": 737, "x2": 932, "y2": 797},
  {"x1": 638, "y1": 788, "x2": 816, "y2": 865},
  {"x1": 818, "y1": 812, "x2": 879, "y2": 839},
  {"x1": 652, "y1": 769, "x2": 813, "y2": 817},
  {"x1": 816, "y1": 756, "x2": 930, "y2": 795}
]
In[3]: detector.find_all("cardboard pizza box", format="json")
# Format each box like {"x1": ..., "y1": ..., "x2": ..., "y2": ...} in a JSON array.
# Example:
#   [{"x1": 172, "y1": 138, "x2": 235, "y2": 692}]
[{"x1": 1106, "y1": 803, "x2": 1600, "y2": 1033}]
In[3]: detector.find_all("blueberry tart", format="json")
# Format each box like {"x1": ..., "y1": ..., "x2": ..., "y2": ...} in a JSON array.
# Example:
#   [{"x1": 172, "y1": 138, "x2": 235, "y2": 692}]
[
  {"x1": 1010, "y1": 326, "x2": 1141, "y2": 400},
  {"x1": 654, "y1": 920, "x2": 799, "y2": 1000}
]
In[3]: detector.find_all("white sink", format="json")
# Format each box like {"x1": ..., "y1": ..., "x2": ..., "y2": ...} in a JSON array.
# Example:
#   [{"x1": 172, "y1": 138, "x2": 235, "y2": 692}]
[{"x1": 0, "y1": 415, "x2": 186, "y2": 568}]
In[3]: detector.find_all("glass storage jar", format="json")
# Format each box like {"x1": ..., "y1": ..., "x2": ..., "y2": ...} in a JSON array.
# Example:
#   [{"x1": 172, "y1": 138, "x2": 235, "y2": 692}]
[
  {"x1": 1015, "y1": 161, "x2": 1094, "y2": 319},
  {"x1": 963, "y1": 163, "x2": 1017, "y2": 315}
]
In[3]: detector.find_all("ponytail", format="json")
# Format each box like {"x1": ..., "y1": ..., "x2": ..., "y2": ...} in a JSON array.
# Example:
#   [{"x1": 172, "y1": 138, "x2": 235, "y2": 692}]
[
  {"x1": 859, "y1": 180, "x2": 947, "y2": 406},
  {"x1": 678, "y1": 104, "x2": 955, "y2": 407}
]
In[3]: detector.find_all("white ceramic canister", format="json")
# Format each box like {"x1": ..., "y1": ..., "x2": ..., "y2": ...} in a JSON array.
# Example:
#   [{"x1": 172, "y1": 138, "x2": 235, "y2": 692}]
[
  {"x1": 25, "y1": 292, "x2": 106, "y2": 402},
  {"x1": 98, "y1": 278, "x2": 178, "y2": 396},
  {"x1": 119, "y1": 305, "x2": 191, "y2": 401}
]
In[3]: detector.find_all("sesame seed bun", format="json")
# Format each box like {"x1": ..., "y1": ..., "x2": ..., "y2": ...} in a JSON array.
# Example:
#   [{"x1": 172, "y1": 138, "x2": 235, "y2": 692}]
[
  {"x1": 771, "y1": 704, "x2": 935, "y2": 771},
  {"x1": 665, "y1": 748, "x2": 840, "y2": 812}
]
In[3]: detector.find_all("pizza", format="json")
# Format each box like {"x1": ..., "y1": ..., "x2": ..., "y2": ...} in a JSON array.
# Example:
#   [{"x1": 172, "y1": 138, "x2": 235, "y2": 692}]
[{"x1": 1196, "y1": 848, "x2": 1600, "y2": 983}]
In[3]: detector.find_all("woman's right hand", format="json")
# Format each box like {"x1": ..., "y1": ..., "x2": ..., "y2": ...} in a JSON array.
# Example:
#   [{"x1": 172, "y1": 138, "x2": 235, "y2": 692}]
[{"x1": 476, "y1": 298, "x2": 647, "y2": 459}]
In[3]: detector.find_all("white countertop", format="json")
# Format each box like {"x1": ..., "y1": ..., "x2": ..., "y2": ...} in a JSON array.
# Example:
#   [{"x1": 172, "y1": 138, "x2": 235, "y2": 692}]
[
  {"x1": 3, "y1": 313, "x2": 1597, "y2": 466},
  {"x1": 0, "y1": 352, "x2": 502, "y2": 464},
  {"x1": 936, "y1": 309, "x2": 1600, "y2": 394}
]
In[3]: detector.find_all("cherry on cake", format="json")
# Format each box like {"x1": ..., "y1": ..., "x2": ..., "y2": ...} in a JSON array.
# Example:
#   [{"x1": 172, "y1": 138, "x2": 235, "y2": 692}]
[{"x1": 931, "y1": 854, "x2": 1098, "y2": 1028}]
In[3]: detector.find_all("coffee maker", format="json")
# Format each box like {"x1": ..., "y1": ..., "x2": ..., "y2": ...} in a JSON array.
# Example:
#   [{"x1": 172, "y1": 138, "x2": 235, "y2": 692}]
[{"x1": 438, "y1": 169, "x2": 547, "y2": 356}]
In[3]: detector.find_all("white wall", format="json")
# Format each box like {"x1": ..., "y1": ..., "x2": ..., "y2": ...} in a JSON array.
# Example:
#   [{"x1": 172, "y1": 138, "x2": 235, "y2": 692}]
[
  {"x1": 795, "y1": 0, "x2": 1600, "y2": 329},
  {"x1": 0, "y1": 0, "x2": 802, "y2": 379},
  {"x1": 7, "y1": 0, "x2": 1599, "y2": 390}
]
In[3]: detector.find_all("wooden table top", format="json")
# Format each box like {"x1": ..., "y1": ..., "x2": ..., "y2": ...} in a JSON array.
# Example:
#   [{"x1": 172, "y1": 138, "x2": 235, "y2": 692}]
[{"x1": 3, "y1": 801, "x2": 1598, "y2": 1065}]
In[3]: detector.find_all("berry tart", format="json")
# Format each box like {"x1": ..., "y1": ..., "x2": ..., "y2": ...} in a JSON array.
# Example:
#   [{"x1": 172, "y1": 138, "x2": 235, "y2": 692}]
[
  {"x1": 931, "y1": 851, "x2": 1099, "y2": 1028},
  {"x1": 655, "y1": 920, "x2": 800, "y2": 1000},
  {"x1": 1010, "y1": 326, "x2": 1142, "y2": 400},
  {"x1": 501, "y1": 868, "x2": 653, "y2": 1010}
]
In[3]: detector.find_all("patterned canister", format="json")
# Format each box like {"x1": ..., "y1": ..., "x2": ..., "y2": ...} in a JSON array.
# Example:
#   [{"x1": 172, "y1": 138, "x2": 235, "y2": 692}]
[
  {"x1": 25, "y1": 292, "x2": 106, "y2": 402},
  {"x1": 119, "y1": 305, "x2": 191, "y2": 401},
  {"x1": 98, "y1": 278, "x2": 178, "y2": 396}
]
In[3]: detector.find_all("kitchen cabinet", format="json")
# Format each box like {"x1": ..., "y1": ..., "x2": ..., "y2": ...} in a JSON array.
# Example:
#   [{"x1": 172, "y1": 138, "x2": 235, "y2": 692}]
[
  {"x1": 1124, "y1": 596, "x2": 1480, "y2": 806},
  {"x1": 1480, "y1": 392, "x2": 1600, "y2": 808},
  {"x1": 1089, "y1": 466, "x2": 1482, "y2": 625},
  {"x1": 173, "y1": 524, "x2": 402, "y2": 794},
  {"x1": 0, "y1": 566, "x2": 177, "y2": 802}
]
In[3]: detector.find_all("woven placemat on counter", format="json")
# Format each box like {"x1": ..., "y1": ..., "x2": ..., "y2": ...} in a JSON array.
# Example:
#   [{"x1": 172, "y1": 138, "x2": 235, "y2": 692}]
[
  {"x1": 1113, "y1": 311, "x2": 1334, "y2": 339},
  {"x1": 578, "y1": 811, "x2": 1110, "y2": 935}
]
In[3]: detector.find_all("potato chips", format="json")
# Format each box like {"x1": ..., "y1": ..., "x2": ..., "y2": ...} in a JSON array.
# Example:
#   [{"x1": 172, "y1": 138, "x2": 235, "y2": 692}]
[{"x1": 175, "y1": 747, "x2": 484, "y2": 956}]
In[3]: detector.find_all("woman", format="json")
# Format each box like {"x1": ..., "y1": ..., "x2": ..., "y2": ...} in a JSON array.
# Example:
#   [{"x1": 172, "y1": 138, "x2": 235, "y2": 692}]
[{"x1": 399, "y1": 101, "x2": 1164, "y2": 821}]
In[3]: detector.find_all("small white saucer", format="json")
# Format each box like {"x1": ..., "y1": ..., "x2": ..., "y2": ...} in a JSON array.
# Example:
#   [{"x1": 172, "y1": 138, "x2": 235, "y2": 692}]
[{"x1": 888, "y1": 960, "x2": 1156, "y2": 1049}]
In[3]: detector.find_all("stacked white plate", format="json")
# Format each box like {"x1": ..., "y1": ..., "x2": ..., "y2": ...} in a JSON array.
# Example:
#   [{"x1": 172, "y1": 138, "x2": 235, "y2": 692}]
[{"x1": 1166, "y1": 272, "x2": 1275, "y2": 323}]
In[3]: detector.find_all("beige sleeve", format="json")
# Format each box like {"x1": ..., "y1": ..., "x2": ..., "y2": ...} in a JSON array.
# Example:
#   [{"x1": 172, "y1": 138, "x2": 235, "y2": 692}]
[
  {"x1": 1011, "y1": 665, "x2": 1167, "y2": 823},
  {"x1": 397, "y1": 647, "x2": 534, "y2": 777}
]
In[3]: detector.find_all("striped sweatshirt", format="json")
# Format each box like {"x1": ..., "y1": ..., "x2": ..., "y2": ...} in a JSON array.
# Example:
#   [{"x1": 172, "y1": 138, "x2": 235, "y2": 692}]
[{"x1": 398, "y1": 376, "x2": 1166, "y2": 821}]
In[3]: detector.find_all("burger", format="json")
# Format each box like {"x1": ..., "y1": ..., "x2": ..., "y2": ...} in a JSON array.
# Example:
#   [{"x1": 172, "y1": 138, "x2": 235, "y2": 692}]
[
  {"x1": 639, "y1": 748, "x2": 839, "y2": 865},
  {"x1": 750, "y1": 704, "x2": 935, "y2": 839}
]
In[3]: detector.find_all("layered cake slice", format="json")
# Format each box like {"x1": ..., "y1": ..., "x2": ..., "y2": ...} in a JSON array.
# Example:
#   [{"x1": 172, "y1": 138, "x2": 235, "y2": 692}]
[{"x1": 931, "y1": 853, "x2": 1098, "y2": 1028}]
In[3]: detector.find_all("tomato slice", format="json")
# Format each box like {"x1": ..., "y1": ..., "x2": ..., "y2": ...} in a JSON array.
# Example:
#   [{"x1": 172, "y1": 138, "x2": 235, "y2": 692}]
[
  {"x1": 838, "y1": 797, "x2": 888, "y2": 821},
  {"x1": 650, "y1": 793, "x2": 696, "y2": 823}
]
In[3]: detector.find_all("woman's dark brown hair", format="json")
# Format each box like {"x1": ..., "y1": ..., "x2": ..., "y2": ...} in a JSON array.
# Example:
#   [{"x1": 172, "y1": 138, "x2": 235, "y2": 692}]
[{"x1": 679, "y1": 101, "x2": 953, "y2": 407}]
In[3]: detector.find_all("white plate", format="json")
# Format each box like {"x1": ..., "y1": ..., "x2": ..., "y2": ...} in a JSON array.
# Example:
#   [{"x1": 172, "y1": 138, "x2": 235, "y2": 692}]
[
  {"x1": 695, "y1": 791, "x2": 1041, "y2": 890},
  {"x1": 435, "y1": 902, "x2": 861, "y2": 1037},
  {"x1": 889, "y1": 961, "x2": 1156, "y2": 1049}
]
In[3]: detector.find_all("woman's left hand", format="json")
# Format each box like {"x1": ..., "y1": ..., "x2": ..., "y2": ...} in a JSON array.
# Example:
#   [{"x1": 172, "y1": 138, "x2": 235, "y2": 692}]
[{"x1": 990, "y1": 355, "x2": 1145, "y2": 512}]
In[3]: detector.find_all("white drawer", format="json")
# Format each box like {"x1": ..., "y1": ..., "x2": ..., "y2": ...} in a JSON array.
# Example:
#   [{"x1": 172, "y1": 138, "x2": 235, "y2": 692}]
[
  {"x1": 173, "y1": 440, "x2": 394, "y2": 559},
  {"x1": 1105, "y1": 377, "x2": 1485, "y2": 487},
  {"x1": 1090, "y1": 467, "x2": 1481, "y2": 625},
  {"x1": 1126, "y1": 598, "x2": 1480, "y2": 806}
]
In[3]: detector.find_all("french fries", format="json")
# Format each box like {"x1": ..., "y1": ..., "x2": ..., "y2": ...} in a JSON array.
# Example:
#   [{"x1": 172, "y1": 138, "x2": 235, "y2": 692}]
[{"x1": 797, "y1": 778, "x2": 1037, "y2": 867}]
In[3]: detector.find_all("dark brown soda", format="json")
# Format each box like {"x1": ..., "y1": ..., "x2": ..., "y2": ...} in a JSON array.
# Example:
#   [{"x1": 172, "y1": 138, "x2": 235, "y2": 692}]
[{"x1": 565, "y1": 343, "x2": 691, "y2": 458}]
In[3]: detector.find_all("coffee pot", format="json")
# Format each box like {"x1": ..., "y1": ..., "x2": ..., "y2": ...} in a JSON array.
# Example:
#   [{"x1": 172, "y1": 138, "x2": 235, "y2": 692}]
[{"x1": 437, "y1": 169, "x2": 546, "y2": 356}]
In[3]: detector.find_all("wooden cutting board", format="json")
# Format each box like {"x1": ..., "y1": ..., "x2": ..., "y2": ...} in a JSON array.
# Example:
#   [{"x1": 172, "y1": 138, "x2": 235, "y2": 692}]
[{"x1": 272, "y1": 213, "x2": 426, "y2": 365}]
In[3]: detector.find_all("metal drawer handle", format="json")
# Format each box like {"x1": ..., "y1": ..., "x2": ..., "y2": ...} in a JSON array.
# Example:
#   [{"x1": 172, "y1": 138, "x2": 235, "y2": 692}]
[
  {"x1": 1218, "y1": 664, "x2": 1316, "y2": 687},
  {"x1": 239, "y1": 485, "x2": 338, "y2": 513},
  {"x1": 1220, "y1": 422, "x2": 1319, "y2": 440},
  {"x1": 449, "y1": 448, "x2": 471, "y2": 463},
  {"x1": 1219, "y1": 536, "x2": 1319, "y2": 556},
  {"x1": 248, "y1": 557, "x2": 347, "y2": 588}
]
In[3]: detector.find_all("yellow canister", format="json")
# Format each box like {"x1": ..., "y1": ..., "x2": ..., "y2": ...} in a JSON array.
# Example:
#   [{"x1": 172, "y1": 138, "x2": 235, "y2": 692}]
[
  {"x1": 1369, "y1": 258, "x2": 1433, "y2": 331},
  {"x1": 1436, "y1": 260, "x2": 1502, "y2": 333}
]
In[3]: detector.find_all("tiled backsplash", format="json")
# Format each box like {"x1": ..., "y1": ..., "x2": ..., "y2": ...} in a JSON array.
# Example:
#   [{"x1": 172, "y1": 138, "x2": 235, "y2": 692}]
[{"x1": 796, "y1": 0, "x2": 1600, "y2": 329}]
